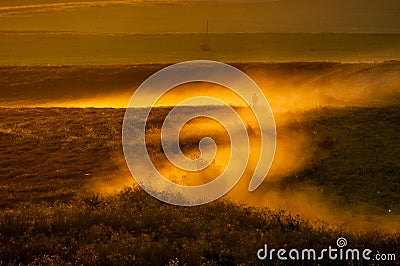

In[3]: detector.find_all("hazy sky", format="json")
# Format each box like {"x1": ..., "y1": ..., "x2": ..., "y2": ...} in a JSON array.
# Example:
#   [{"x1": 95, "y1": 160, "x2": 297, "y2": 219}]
[{"x1": 0, "y1": 0, "x2": 399, "y2": 33}]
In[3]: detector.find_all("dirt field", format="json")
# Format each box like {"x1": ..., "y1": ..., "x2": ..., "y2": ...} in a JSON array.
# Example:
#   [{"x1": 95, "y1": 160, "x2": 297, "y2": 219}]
[{"x1": 0, "y1": 62, "x2": 399, "y2": 264}]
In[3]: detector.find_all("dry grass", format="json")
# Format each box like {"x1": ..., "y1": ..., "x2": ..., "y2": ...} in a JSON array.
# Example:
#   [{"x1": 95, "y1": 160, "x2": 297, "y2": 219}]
[{"x1": 0, "y1": 105, "x2": 399, "y2": 264}]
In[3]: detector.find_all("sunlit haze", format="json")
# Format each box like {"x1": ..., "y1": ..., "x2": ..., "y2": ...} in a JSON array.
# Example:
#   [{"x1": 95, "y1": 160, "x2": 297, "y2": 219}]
[{"x1": 0, "y1": 0, "x2": 399, "y2": 33}]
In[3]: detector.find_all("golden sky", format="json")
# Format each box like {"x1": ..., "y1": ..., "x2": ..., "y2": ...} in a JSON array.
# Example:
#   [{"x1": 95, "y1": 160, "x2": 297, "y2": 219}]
[{"x1": 0, "y1": 0, "x2": 399, "y2": 33}]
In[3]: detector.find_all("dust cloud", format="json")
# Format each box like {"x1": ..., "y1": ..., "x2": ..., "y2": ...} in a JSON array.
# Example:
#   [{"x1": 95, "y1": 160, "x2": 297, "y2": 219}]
[
  {"x1": 55, "y1": 62, "x2": 399, "y2": 232},
  {"x1": 145, "y1": 110, "x2": 400, "y2": 233}
]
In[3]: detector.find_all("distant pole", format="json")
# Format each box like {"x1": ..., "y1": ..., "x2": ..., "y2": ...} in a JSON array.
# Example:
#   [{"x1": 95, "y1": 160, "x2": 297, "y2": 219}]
[
  {"x1": 200, "y1": 19, "x2": 212, "y2": 52},
  {"x1": 206, "y1": 19, "x2": 209, "y2": 42}
]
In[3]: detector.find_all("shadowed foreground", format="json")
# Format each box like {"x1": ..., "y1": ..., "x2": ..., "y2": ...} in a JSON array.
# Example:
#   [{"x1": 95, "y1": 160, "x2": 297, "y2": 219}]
[{"x1": 1, "y1": 189, "x2": 399, "y2": 265}]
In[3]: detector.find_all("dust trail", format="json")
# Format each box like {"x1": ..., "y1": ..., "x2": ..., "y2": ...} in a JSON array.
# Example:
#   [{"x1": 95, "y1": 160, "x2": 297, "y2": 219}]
[
  {"x1": 244, "y1": 62, "x2": 400, "y2": 112},
  {"x1": 1, "y1": 62, "x2": 399, "y2": 109},
  {"x1": 76, "y1": 62, "x2": 400, "y2": 231},
  {"x1": 87, "y1": 110, "x2": 400, "y2": 232},
  {"x1": 114, "y1": 104, "x2": 400, "y2": 233},
  {"x1": 42, "y1": 92, "x2": 132, "y2": 108},
  {"x1": 90, "y1": 175, "x2": 135, "y2": 195}
]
